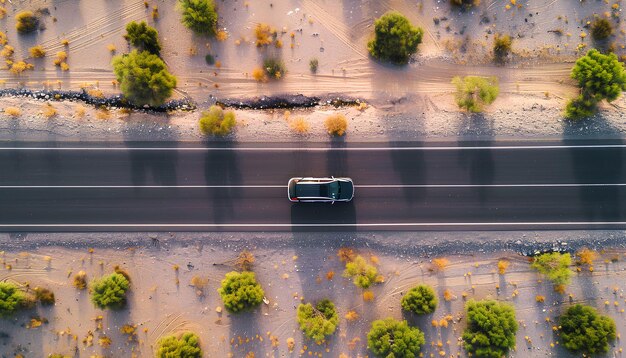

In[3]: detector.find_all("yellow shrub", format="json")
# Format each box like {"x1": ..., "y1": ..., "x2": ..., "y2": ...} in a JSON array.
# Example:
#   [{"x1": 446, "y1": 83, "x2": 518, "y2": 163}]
[
  {"x1": 29, "y1": 45, "x2": 46, "y2": 58},
  {"x1": 1, "y1": 45, "x2": 14, "y2": 58},
  {"x1": 10, "y1": 61, "x2": 34, "y2": 75},
  {"x1": 107, "y1": 44, "x2": 116, "y2": 53},
  {"x1": 289, "y1": 117, "x2": 309, "y2": 134},
  {"x1": 431, "y1": 258, "x2": 449, "y2": 272},
  {"x1": 53, "y1": 51, "x2": 67, "y2": 66},
  {"x1": 3, "y1": 106, "x2": 21, "y2": 117},
  {"x1": 497, "y1": 260, "x2": 510, "y2": 274},
  {"x1": 60, "y1": 62, "x2": 70, "y2": 71},
  {"x1": 254, "y1": 23, "x2": 275, "y2": 47},
  {"x1": 576, "y1": 248, "x2": 598, "y2": 266},
  {"x1": 216, "y1": 30, "x2": 228, "y2": 41},
  {"x1": 61, "y1": 39, "x2": 69, "y2": 46},
  {"x1": 0, "y1": 31, "x2": 6, "y2": 45},
  {"x1": 324, "y1": 113, "x2": 347, "y2": 136},
  {"x1": 363, "y1": 291, "x2": 374, "y2": 301},
  {"x1": 251, "y1": 67, "x2": 267, "y2": 82},
  {"x1": 344, "y1": 310, "x2": 359, "y2": 321},
  {"x1": 443, "y1": 289, "x2": 454, "y2": 301},
  {"x1": 0, "y1": 7, "x2": 6, "y2": 19}
]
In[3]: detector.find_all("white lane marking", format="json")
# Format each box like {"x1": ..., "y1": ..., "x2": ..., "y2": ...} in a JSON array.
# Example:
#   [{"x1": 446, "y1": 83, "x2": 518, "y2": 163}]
[
  {"x1": 0, "y1": 144, "x2": 624, "y2": 151},
  {"x1": 1, "y1": 183, "x2": 625, "y2": 188},
  {"x1": 1, "y1": 222, "x2": 626, "y2": 228}
]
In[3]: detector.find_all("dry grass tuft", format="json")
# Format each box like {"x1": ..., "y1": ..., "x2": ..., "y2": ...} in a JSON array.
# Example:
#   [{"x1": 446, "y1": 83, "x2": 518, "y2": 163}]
[
  {"x1": 252, "y1": 67, "x2": 267, "y2": 82},
  {"x1": 337, "y1": 247, "x2": 356, "y2": 262},
  {"x1": 87, "y1": 88, "x2": 104, "y2": 98},
  {"x1": 235, "y1": 250, "x2": 255, "y2": 271},
  {"x1": 324, "y1": 114, "x2": 347, "y2": 136},
  {"x1": 96, "y1": 108, "x2": 111, "y2": 120},
  {"x1": 576, "y1": 248, "x2": 598, "y2": 266},
  {"x1": 73, "y1": 271, "x2": 87, "y2": 289},
  {"x1": 53, "y1": 51, "x2": 67, "y2": 66},
  {"x1": 216, "y1": 30, "x2": 228, "y2": 41},
  {"x1": 74, "y1": 104, "x2": 86, "y2": 118},
  {"x1": 107, "y1": 44, "x2": 116, "y2": 53},
  {"x1": 363, "y1": 291, "x2": 374, "y2": 301},
  {"x1": 431, "y1": 258, "x2": 449, "y2": 272},
  {"x1": 497, "y1": 260, "x2": 510, "y2": 274},
  {"x1": 345, "y1": 310, "x2": 359, "y2": 321},
  {"x1": 42, "y1": 103, "x2": 57, "y2": 118},
  {"x1": 443, "y1": 289, "x2": 454, "y2": 301},
  {"x1": 0, "y1": 32, "x2": 7, "y2": 46},
  {"x1": 289, "y1": 117, "x2": 309, "y2": 134},
  {"x1": 254, "y1": 23, "x2": 275, "y2": 47},
  {"x1": 3, "y1": 106, "x2": 21, "y2": 117}
]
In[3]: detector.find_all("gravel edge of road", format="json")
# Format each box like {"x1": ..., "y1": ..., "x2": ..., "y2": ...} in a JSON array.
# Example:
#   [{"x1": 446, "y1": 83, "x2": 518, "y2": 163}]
[{"x1": 2, "y1": 230, "x2": 624, "y2": 257}]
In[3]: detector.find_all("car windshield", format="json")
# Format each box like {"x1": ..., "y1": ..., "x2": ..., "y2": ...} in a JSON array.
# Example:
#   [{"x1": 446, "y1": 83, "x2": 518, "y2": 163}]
[{"x1": 329, "y1": 181, "x2": 339, "y2": 198}]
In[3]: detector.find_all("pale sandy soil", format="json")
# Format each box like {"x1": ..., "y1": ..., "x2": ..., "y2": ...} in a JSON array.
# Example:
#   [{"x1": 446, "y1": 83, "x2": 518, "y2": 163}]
[
  {"x1": 0, "y1": 0, "x2": 624, "y2": 140},
  {"x1": 0, "y1": 231, "x2": 625, "y2": 357},
  {"x1": 1, "y1": 90, "x2": 626, "y2": 142}
]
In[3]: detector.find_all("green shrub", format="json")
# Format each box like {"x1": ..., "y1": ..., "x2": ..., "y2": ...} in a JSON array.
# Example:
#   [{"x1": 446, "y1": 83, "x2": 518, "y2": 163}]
[
  {"x1": 591, "y1": 18, "x2": 613, "y2": 40},
  {"x1": 571, "y1": 49, "x2": 626, "y2": 102},
  {"x1": 0, "y1": 282, "x2": 27, "y2": 316},
  {"x1": 309, "y1": 58, "x2": 319, "y2": 73},
  {"x1": 297, "y1": 299, "x2": 339, "y2": 342},
  {"x1": 343, "y1": 255, "x2": 378, "y2": 289},
  {"x1": 564, "y1": 94, "x2": 597, "y2": 120},
  {"x1": 48, "y1": 354, "x2": 71, "y2": 358},
  {"x1": 15, "y1": 11, "x2": 38, "y2": 34},
  {"x1": 450, "y1": 0, "x2": 480, "y2": 8},
  {"x1": 559, "y1": 304, "x2": 616, "y2": 355},
  {"x1": 493, "y1": 34, "x2": 512, "y2": 63},
  {"x1": 401, "y1": 285, "x2": 437, "y2": 315},
  {"x1": 199, "y1": 105, "x2": 236, "y2": 136},
  {"x1": 218, "y1": 271, "x2": 264, "y2": 313},
  {"x1": 367, "y1": 318, "x2": 425, "y2": 357},
  {"x1": 263, "y1": 57, "x2": 286, "y2": 80},
  {"x1": 530, "y1": 252, "x2": 571, "y2": 289},
  {"x1": 452, "y1": 76, "x2": 499, "y2": 113},
  {"x1": 462, "y1": 300, "x2": 518, "y2": 358},
  {"x1": 180, "y1": 0, "x2": 218, "y2": 36},
  {"x1": 156, "y1": 332, "x2": 202, "y2": 358},
  {"x1": 125, "y1": 21, "x2": 161, "y2": 55},
  {"x1": 205, "y1": 54, "x2": 215, "y2": 65},
  {"x1": 90, "y1": 272, "x2": 130, "y2": 309},
  {"x1": 367, "y1": 11, "x2": 423, "y2": 64},
  {"x1": 112, "y1": 50, "x2": 177, "y2": 107},
  {"x1": 34, "y1": 287, "x2": 55, "y2": 305}
]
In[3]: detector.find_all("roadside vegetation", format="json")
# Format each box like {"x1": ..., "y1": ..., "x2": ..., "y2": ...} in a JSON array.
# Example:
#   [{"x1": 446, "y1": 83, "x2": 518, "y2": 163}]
[
  {"x1": 559, "y1": 304, "x2": 616, "y2": 355},
  {"x1": 199, "y1": 105, "x2": 236, "y2": 136},
  {"x1": 401, "y1": 285, "x2": 438, "y2": 315},
  {"x1": 296, "y1": 299, "x2": 339, "y2": 342},
  {"x1": 342, "y1": 255, "x2": 379, "y2": 289},
  {"x1": 15, "y1": 11, "x2": 38, "y2": 34},
  {"x1": 0, "y1": 282, "x2": 29, "y2": 316},
  {"x1": 530, "y1": 252, "x2": 571, "y2": 293},
  {"x1": 125, "y1": 21, "x2": 161, "y2": 55},
  {"x1": 179, "y1": 0, "x2": 217, "y2": 36},
  {"x1": 324, "y1": 113, "x2": 348, "y2": 136},
  {"x1": 112, "y1": 50, "x2": 177, "y2": 106},
  {"x1": 156, "y1": 332, "x2": 202, "y2": 357},
  {"x1": 493, "y1": 34, "x2": 512, "y2": 63},
  {"x1": 90, "y1": 271, "x2": 130, "y2": 309},
  {"x1": 367, "y1": 318, "x2": 425, "y2": 357},
  {"x1": 565, "y1": 49, "x2": 626, "y2": 119},
  {"x1": 218, "y1": 271, "x2": 264, "y2": 313},
  {"x1": 462, "y1": 299, "x2": 517, "y2": 357},
  {"x1": 368, "y1": 11, "x2": 423, "y2": 64},
  {"x1": 452, "y1": 76, "x2": 499, "y2": 113}
]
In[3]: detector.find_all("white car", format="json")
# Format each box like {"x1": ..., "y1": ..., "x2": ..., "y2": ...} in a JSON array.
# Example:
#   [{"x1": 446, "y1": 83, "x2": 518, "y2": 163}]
[{"x1": 288, "y1": 177, "x2": 354, "y2": 203}]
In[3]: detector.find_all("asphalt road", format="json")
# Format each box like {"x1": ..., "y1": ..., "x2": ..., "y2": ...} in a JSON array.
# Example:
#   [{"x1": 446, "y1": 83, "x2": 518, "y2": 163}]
[{"x1": 1, "y1": 140, "x2": 625, "y2": 231}]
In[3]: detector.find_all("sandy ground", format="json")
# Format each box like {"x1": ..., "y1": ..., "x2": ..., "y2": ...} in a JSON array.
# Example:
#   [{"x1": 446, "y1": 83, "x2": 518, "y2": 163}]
[
  {"x1": 1, "y1": 90, "x2": 626, "y2": 143},
  {"x1": 0, "y1": 0, "x2": 623, "y2": 142},
  {"x1": 0, "y1": 231, "x2": 626, "y2": 357}
]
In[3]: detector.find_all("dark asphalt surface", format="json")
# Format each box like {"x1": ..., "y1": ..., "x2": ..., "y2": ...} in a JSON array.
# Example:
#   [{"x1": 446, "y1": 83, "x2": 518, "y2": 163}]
[{"x1": 0, "y1": 140, "x2": 625, "y2": 231}]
